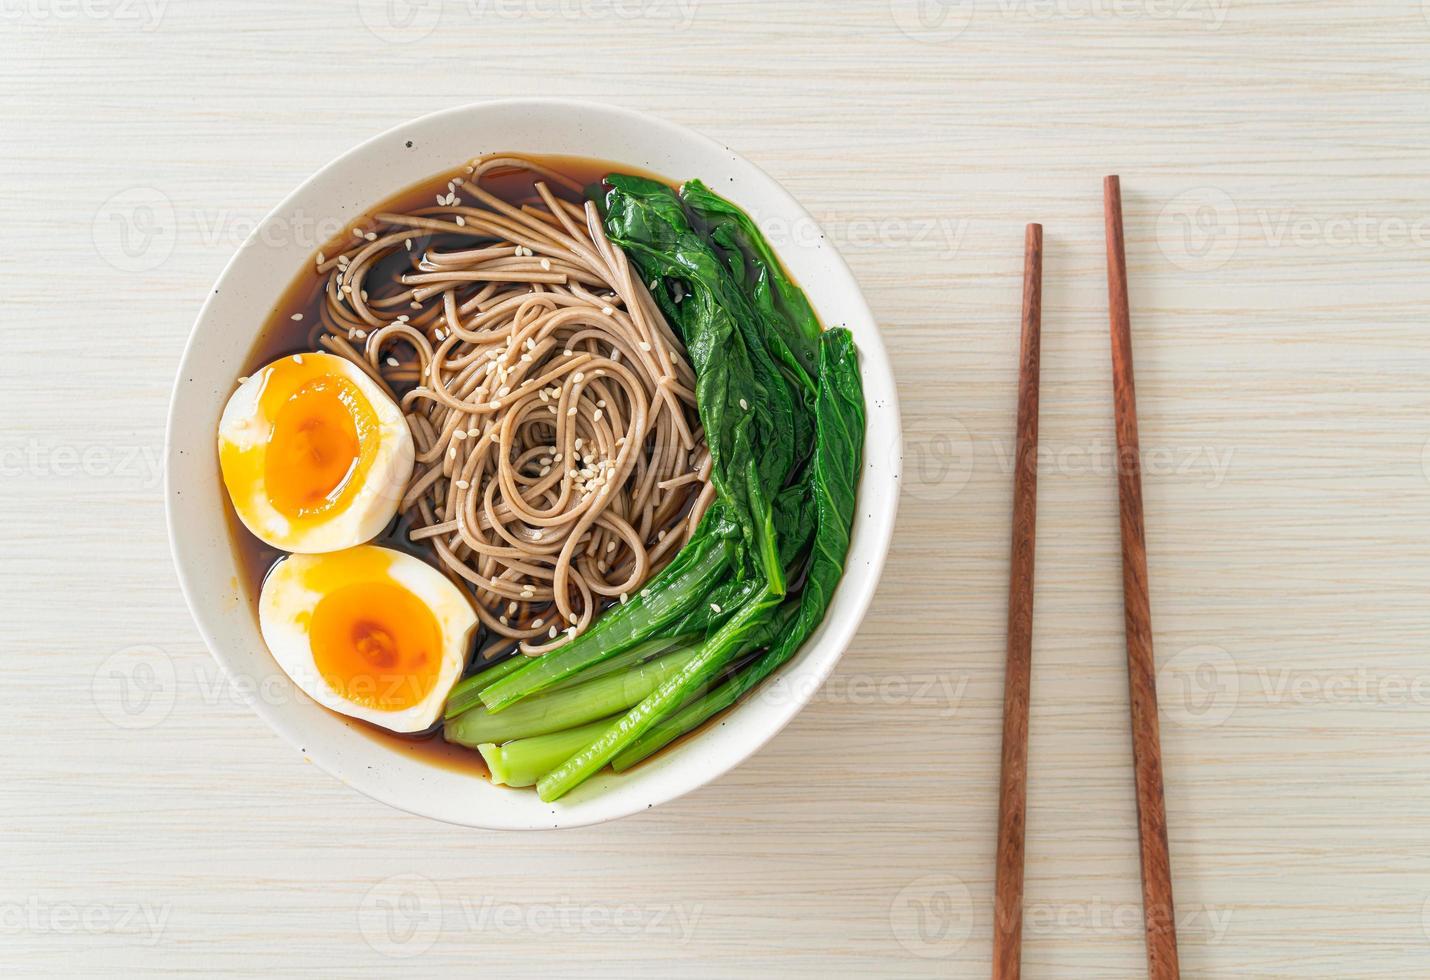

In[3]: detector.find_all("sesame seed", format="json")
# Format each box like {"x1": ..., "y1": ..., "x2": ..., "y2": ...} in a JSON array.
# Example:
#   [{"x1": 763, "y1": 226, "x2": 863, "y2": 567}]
[
  {"x1": 455, "y1": 215, "x2": 465, "y2": 226},
  {"x1": 601, "y1": 306, "x2": 613, "y2": 316},
  {"x1": 710, "y1": 603, "x2": 722, "y2": 613},
  {"x1": 593, "y1": 409, "x2": 603, "y2": 422},
  {"x1": 619, "y1": 592, "x2": 628, "y2": 604},
  {"x1": 387, "y1": 357, "x2": 399, "y2": 367},
  {"x1": 352, "y1": 228, "x2": 364, "y2": 238},
  {"x1": 315, "y1": 251, "x2": 325, "y2": 264},
  {"x1": 405, "y1": 239, "x2": 412, "y2": 250},
  {"x1": 567, "y1": 407, "x2": 577, "y2": 415},
  {"x1": 639, "y1": 341, "x2": 652, "y2": 352},
  {"x1": 548, "y1": 626, "x2": 558, "y2": 639},
  {"x1": 532, "y1": 530, "x2": 543, "y2": 541},
  {"x1": 365, "y1": 232, "x2": 377, "y2": 241},
  {"x1": 499, "y1": 615, "x2": 508, "y2": 625},
  {"x1": 237, "y1": 376, "x2": 249, "y2": 384},
  {"x1": 540, "y1": 258, "x2": 551, "y2": 271},
  {"x1": 455, "y1": 479, "x2": 470, "y2": 490},
  {"x1": 606, "y1": 541, "x2": 616, "y2": 552},
  {"x1": 290, "y1": 313, "x2": 303, "y2": 321},
  {"x1": 740, "y1": 398, "x2": 749, "y2": 410},
  {"x1": 508, "y1": 602, "x2": 518, "y2": 615},
  {"x1": 292, "y1": 354, "x2": 303, "y2": 365},
  {"x1": 532, "y1": 618, "x2": 544, "y2": 629},
  {"x1": 453, "y1": 430, "x2": 467, "y2": 441}
]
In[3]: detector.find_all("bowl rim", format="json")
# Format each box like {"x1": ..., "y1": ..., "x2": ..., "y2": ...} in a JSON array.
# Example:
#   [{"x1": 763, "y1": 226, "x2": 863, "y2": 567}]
[{"x1": 165, "y1": 98, "x2": 901, "y2": 829}]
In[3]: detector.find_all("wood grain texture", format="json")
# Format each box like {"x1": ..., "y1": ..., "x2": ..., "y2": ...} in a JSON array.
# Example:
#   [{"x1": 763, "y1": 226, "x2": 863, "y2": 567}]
[
  {"x1": 1104, "y1": 176, "x2": 1180, "y2": 979},
  {"x1": 993, "y1": 222, "x2": 1042, "y2": 980},
  {"x1": 4, "y1": 2, "x2": 1430, "y2": 977}
]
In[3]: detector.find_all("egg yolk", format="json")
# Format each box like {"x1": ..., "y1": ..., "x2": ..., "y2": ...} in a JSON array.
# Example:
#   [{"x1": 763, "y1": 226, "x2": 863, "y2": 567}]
[
  {"x1": 309, "y1": 580, "x2": 444, "y2": 712},
  {"x1": 263, "y1": 374, "x2": 377, "y2": 520}
]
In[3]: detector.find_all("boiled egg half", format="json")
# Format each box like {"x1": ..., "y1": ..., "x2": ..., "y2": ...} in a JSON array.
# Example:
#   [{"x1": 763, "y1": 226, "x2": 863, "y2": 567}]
[
  {"x1": 259, "y1": 545, "x2": 477, "y2": 733},
  {"x1": 219, "y1": 351, "x2": 413, "y2": 553}
]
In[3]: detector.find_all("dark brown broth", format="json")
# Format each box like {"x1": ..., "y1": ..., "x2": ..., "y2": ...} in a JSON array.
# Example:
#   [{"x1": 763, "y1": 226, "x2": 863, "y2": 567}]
[{"x1": 226, "y1": 154, "x2": 677, "y2": 778}]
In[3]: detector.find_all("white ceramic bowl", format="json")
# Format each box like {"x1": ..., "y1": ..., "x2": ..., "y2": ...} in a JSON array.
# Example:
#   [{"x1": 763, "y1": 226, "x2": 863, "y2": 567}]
[{"x1": 166, "y1": 100, "x2": 901, "y2": 829}]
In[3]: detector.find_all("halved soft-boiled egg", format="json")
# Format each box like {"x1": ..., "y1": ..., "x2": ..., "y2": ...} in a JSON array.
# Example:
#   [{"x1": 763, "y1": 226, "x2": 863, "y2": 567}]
[
  {"x1": 259, "y1": 545, "x2": 477, "y2": 733},
  {"x1": 218, "y1": 351, "x2": 413, "y2": 553}
]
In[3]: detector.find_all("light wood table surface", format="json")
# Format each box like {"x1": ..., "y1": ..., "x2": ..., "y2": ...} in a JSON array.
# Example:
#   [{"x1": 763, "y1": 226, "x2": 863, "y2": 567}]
[{"x1": 5, "y1": 2, "x2": 1430, "y2": 976}]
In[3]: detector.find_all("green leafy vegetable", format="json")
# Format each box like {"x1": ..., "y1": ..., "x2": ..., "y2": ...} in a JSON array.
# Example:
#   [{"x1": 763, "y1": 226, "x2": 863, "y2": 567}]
[{"x1": 442, "y1": 176, "x2": 866, "y2": 803}]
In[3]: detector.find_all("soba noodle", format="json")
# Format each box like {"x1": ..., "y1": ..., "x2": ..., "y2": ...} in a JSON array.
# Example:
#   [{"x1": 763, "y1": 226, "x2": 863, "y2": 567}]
[{"x1": 314, "y1": 157, "x2": 712, "y2": 657}]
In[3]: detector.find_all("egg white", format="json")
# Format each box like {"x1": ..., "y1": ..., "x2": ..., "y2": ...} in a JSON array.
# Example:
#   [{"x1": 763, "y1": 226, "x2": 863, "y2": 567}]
[
  {"x1": 259, "y1": 546, "x2": 476, "y2": 733},
  {"x1": 218, "y1": 351, "x2": 414, "y2": 553}
]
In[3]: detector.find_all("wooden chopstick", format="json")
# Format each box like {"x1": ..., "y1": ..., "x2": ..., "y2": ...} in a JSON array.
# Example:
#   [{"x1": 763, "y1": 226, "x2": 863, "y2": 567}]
[
  {"x1": 992, "y1": 223, "x2": 1043, "y2": 980},
  {"x1": 1103, "y1": 175, "x2": 1181, "y2": 980}
]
